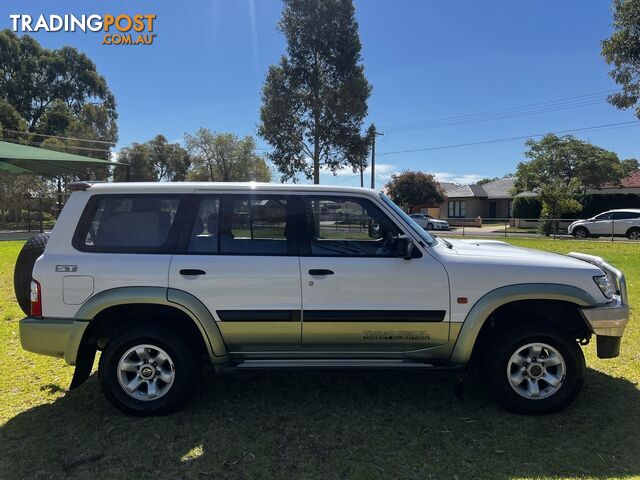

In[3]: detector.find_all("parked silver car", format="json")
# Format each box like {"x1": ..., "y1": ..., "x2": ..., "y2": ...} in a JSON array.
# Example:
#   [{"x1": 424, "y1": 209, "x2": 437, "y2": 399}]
[
  {"x1": 568, "y1": 209, "x2": 640, "y2": 240},
  {"x1": 409, "y1": 213, "x2": 449, "y2": 230}
]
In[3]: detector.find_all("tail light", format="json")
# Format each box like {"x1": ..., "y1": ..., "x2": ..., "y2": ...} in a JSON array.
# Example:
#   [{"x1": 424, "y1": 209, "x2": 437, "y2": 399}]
[{"x1": 30, "y1": 280, "x2": 42, "y2": 317}]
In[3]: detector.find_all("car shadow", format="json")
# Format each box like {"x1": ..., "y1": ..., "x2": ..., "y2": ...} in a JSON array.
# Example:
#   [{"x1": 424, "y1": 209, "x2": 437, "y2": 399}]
[{"x1": 1, "y1": 367, "x2": 638, "y2": 479}]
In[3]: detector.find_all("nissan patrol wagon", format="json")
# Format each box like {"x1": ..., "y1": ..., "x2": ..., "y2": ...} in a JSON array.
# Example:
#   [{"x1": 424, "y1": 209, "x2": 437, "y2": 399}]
[{"x1": 16, "y1": 182, "x2": 629, "y2": 416}]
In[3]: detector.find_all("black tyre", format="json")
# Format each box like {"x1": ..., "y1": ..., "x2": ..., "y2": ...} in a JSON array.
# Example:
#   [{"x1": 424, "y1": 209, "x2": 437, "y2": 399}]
[
  {"x1": 13, "y1": 233, "x2": 49, "y2": 315},
  {"x1": 99, "y1": 326, "x2": 200, "y2": 416},
  {"x1": 427, "y1": 223, "x2": 434, "y2": 230},
  {"x1": 483, "y1": 322, "x2": 585, "y2": 414},
  {"x1": 572, "y1": 227, "x2": 589, "y2": 239},
  {"x1": 627, "y1": 227, "x2": 640, "y2": 241}
]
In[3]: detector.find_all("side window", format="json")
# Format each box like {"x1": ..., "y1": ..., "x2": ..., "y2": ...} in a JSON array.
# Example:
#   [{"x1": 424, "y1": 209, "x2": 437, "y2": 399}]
[
  {"x1": 76, "y1": 195, "x2": 181, "y2": 252},
  {"x1": 595, "y1": 213, "x2": 613, "y2": 220},
  {"x1": 613, "y1": 212, "x2": 640, "y2": 220},
  {"x1": 187, "y1": 197, "x2": 220, "y2": 253},
  {"x1": 304, "y1": 196, "x2": 403, "y2": 256},
  {"x1": 219, "y1": 195, "x2": 289, "y2": 255}
]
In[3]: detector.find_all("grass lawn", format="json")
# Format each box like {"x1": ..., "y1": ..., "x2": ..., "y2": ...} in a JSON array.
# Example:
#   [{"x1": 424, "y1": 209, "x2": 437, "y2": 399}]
[{"x1": 0, "y1": 238, "x2": 639, "y2": 479}]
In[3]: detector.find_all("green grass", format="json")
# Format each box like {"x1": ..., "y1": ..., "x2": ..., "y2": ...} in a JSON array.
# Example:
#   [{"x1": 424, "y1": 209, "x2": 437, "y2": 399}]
[{"x1": 0, "y1": 238, "x2": 639, "y2": 479}]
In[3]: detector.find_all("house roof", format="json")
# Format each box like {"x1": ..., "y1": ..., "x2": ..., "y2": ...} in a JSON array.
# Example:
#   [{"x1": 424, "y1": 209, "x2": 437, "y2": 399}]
[
  {"x1": 597, "y1": 170, "x2": 640, "y2": 189},
  {"x1": 439, "y1": 182, "x2": 460, "y2": 193},
  {"x1": 446, "y1": 176, "x2": 516, "y2": 199}
]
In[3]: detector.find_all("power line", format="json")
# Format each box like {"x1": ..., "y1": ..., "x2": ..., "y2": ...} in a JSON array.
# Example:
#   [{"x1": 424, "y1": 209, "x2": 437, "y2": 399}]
[
  {"x1": 378, "y1": 120, "x2": 640, "y2": 157},
  {"x1": 0, "y1": 128, "x2": 116, "y2": 145},
  {"x1": 381, "y1": 90, "x2": 616, "y2": 132}
]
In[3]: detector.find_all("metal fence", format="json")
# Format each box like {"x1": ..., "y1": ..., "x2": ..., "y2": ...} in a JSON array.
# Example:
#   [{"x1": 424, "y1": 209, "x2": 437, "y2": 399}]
[{"x1": 439, "y1": 217, "x2": 638, "y2": 242}]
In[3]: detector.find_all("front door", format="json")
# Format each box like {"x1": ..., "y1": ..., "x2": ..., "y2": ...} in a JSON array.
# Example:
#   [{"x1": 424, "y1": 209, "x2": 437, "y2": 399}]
[
  {"x1": 169, "y1": 193, "x2": 302, "y2": 352},
  {"x1": 298, "y1": 195, "x2": 450, "y2": 353},
  {"x1": 590, "y1": 212, "x2": 614, "y2": 235}
]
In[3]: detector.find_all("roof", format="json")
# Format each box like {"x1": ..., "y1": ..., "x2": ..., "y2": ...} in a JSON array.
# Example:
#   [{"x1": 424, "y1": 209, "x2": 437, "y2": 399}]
[
  {"x1": 439, "y1": 182, "x2": 460, "y2": 193},
  {"x1": 446, "y1": 177, "x2": 516, "y2": 199},
  {"x1": 0, "y1": 140, "x2": 118, "y2": 176},
  {"x1": 597, "y1": 170, "x2": 640, "y2": 189},
  {"x1": 445, "y1": 184, "x2": 488, "y2": 198},
  {"x1": 72, "y1": 181, "x2": 384, "y2": 195}
]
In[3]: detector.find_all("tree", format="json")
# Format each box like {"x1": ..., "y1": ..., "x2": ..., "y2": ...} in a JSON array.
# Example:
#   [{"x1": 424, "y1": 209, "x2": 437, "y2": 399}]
[
  {"x1": 0, "y1": 29, "x2": 118, "y2": 179},
  {"x1": 184, "y1": 129, "x2": 271, "y2": 182},
  {"x1": 113, "y1": 135, "x2": 191, "y2": 182},
  {"x1": 113, "y1": 144, "x2": 155, "y2": 182},
  {"x1": 513, "y1": 134, "x2": 639, "y2": 218},
  {"x1": 258, "y1": 0, "x2": 371, "y2": 183},
  {"x1": 476, "y1": 177, "x2": 500, "y2": 185},
  {"x1": 602, "y1": 0, "x2": 640, "y2": 119},
  {"x1": 385, "y1": 171, "x2": 445, "y2": 212},
  {"x1": 0, "y1": 30, "x2": 118, "y2": 136},
  {"x1": 148, "y1": 135, "x2": 191, "y2": 181}
]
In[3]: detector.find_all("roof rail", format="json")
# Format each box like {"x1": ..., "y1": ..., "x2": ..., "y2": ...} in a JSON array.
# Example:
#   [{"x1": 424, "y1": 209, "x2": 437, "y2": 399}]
[{"x1": 66, "y1": 181, "x2": 107, "y2": 192}]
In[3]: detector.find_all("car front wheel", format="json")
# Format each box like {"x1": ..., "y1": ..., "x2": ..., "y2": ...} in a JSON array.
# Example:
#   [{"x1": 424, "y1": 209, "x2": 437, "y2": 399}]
[
  {"x1": 483, "y1": 323, "x2": 585, "y2": 414},
  {"x1": 99, "y1": 326, "x2": 200, "y2": 416},
  {"x1": 573, "y1": 227, "x2": 589, "y2": 239}
]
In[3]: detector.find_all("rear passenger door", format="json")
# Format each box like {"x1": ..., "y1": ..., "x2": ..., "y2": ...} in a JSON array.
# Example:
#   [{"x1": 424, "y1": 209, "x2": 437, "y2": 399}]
[
  {"x1": 168, "y1": 193, "x2": 302, "y2": 353},
  {"x1": 612, "y1": 211, "x2": 640, "y2": 235}
]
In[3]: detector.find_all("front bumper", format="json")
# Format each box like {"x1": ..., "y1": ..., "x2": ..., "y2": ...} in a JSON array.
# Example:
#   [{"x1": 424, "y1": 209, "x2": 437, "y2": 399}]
[
  {"x1": 20, "y1": 317, "x2": 89, "y2": 365},
  {"x1": 431, "y1": 223, "x2": 449, "y2": 230},
  {"x1": 569, "y1": 252, "x2": 630, "y2": 359}
]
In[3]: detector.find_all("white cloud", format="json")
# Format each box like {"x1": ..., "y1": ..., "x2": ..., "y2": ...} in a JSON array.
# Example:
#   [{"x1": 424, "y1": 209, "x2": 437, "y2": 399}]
[
  {"x1": 433, "y1": 172, "x2": 488, "y2": 185},
  {"x1": 321, "y1": 162, "x2": 398, "y2": 177}
]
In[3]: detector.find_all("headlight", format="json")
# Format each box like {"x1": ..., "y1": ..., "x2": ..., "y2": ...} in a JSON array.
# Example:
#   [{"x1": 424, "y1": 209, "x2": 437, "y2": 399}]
[{"x1": 593, "y1": 275, "x2": 614, "y2": 299}]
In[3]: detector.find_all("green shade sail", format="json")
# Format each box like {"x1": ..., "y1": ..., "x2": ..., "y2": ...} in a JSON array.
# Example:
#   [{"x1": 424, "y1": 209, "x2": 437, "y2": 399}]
[{"x1": 0, "y1": 140, "x2": 119, "y2": 177}]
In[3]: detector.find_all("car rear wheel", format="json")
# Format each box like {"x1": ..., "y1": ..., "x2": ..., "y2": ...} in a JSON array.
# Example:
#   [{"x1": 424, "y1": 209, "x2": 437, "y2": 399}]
[
  {"x1": 627, "y1": 227, "x2": 640, "y2": 241},
  {"x1": 573, "y1": 227, "x2": 589, "y2": 239},
  {"x1": 483, "y1": 322, "x2": 585, "y2": 414},
  {"x1": 99, "y1": 326, "x2": 200, "y2": 416}
]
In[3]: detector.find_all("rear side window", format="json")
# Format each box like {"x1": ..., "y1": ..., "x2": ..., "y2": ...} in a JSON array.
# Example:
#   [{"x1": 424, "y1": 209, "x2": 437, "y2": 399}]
[
  {"x1": 74, "y1": 195, "x2": 183, "y2": 253},
  {"x1": 613, "y1": 212, "x2": 640, "y2": 220},
  {"x1": 185, "y1": 194, "x2": 291, "y2": 255}
]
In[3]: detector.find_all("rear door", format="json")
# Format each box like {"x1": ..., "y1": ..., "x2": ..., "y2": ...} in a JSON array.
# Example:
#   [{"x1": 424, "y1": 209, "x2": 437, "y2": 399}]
[
  {"x1": 49, "y1": 194, "x2": 187, "y2": 319},
  {"x1": 612, "y1": 211, "x2": 640, "y2": 235},
  {"x1": 168, "y1": 193, "x2": 302, "y2": 352},
  {"x1": 298, "y1": 194, "x2": 450, "y2": 353}
]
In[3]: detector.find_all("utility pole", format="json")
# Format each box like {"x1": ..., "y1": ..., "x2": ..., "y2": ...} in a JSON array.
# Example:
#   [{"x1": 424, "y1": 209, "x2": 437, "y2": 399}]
[{"x1": 368, "y1": 124, "x2": 383, "y2": 189}]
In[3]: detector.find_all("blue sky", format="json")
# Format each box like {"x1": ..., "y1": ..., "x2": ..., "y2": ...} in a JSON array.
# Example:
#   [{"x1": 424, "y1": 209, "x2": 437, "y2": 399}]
[{"x1": 2, "y1": 0, "x2": 639, "y2": 186}]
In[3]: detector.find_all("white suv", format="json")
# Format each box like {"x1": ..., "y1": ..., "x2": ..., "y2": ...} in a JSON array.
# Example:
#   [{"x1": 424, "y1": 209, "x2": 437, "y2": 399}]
[
  {"x1": 568, "y1": 209, "x2": 640, "y2": 240},
  {"x1": 16, "y1": 182, "x2": 629, "y2": 416}
]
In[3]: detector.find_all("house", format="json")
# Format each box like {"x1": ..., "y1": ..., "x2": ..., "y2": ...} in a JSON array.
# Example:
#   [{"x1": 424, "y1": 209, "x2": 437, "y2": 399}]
[
  {"x1": 441, "y1": 177, "x2": 516, "y2": 219},
  {"x1": 588, "y1": 170, "x2": 640, "y2": 195},
  {"x1": 410, "y1": 182, "x2": 459, "y2": 217}
]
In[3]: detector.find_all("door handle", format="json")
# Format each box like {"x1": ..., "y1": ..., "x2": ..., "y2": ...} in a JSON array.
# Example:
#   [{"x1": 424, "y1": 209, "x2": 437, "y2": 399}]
[
  {"x1": 180, "y1": 269, "x2": 206, "y2": 276},
  {"x1": 308, "y1": 269, "x2": 334, "y2": 276}
]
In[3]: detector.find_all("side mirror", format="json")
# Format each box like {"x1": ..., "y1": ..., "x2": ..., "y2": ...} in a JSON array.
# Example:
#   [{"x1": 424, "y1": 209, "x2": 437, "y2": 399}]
[
  {"x1": 395, "y1": 235, "x2": 414, "y2": 260},
  {"x1": 368, "y1": 224, "x2": 381, "y2": 239}
]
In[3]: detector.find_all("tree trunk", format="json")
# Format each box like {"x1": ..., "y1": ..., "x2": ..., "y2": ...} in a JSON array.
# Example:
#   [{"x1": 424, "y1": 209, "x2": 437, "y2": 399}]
[{"x1": 313, "y1": 127, "x2": 320, "y2": 184}]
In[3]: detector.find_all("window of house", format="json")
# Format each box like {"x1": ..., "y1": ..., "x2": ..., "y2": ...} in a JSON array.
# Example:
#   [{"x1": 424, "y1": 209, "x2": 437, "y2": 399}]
[
  {"x1": 75, "y1": 195, "x2": 182, "y2": 252},
  {"x1": 304, "y1": 196, "x2": 403, "y2": 256},
  {"x1": 448, "y1": 200, "x2": 466, "y2": 218}
]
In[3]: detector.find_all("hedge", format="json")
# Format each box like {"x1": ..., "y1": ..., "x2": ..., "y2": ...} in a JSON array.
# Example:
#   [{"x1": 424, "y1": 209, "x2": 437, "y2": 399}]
[{"x1": 512, "y1": 193, "x2": 640, "y2": 219}]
